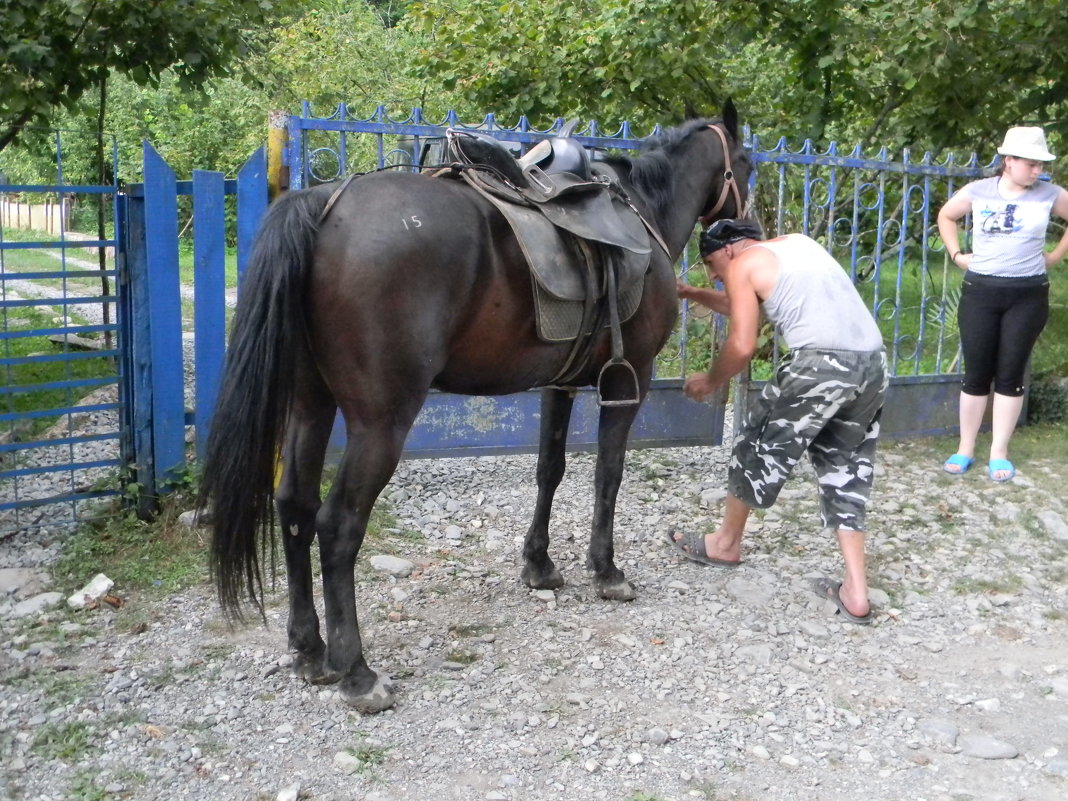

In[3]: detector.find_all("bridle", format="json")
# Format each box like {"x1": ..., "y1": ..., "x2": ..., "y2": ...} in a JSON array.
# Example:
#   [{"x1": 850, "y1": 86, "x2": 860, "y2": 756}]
[{"x1": 699, "y1": 123, "x2": 745, "y2": 224}]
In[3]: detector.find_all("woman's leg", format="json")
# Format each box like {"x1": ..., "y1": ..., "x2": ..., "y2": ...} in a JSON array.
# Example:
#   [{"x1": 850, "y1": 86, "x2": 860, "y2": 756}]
[
  {"x1": 950, "y1": 278, "x2": 1001, "y2": 468},
  {"x1": 989, "y1": 281, "x2": 1050, "y2": 474}
]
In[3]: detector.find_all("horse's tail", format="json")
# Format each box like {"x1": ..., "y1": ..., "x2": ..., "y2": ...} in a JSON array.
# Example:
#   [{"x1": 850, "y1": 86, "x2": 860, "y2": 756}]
[{"x1": 197, "y1": 184, "x2": 332, "y2": 621}]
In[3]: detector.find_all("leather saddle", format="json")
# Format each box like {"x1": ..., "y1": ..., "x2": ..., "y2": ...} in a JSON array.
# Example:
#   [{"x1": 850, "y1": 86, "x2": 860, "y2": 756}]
[
  {"x1": 443, "y1": 125, "x2": 655, "y2": 306},
  {"x1": 440, "y1": 124, "x2": 668, "y2": 399}
]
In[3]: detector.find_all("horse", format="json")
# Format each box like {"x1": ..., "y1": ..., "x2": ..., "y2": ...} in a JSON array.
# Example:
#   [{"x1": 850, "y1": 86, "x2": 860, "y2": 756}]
[{"x1": 199, "y1": 101, "x2": 750, "y2": 713}]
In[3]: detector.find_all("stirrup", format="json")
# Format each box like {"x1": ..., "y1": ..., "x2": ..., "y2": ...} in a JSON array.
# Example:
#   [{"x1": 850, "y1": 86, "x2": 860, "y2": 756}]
[{"x1": 597, "y1": 358, "x2": 640, "y2": 407}]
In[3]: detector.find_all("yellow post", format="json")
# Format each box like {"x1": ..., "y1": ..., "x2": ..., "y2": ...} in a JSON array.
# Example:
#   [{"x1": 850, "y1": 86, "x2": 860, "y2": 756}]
[
  {"x1": 267, "y1": 109, "x2": 290, "y2": 486},
  {"x1": 267, "y1": 109, "x2": 289, "y2": 201}
]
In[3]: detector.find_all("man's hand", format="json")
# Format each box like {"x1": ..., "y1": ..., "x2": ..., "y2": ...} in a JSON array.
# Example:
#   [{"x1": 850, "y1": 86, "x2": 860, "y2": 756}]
[
  {"x1": 676, "y1": 279, "x2": 697, "y2": 301},
  {"x1": 684, "y1": 372, "x2": 718, "y2": 402}
]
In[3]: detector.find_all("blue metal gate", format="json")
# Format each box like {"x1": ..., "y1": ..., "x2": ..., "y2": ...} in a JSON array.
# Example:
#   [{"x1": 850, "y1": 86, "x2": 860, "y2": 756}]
[
  {"x1": 0, "y1": 136, "x2": 125, "y2": 536},
  {"x1": 120, "y1": 144, "x2": 267, "y2": 507},
  {"x1": 285, "y1": 104, "x2": 990, "y2": 447},
  {"x1": 2, "y1": 106, "x2": 996, "y2": 531}
]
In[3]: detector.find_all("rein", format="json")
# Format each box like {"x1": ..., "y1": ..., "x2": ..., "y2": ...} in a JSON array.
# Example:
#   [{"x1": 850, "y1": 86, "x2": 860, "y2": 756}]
[{"x1": 700, "y1": 123, "x2": 743, "y2": 222}]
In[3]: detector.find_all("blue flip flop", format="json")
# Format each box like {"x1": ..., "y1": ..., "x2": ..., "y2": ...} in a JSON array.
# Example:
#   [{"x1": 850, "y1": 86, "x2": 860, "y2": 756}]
[
  {"x1": 942, "y1": 453, "x2": 974, "y2": 475},
  {"x1": 988, "y1": 458, "x2": 1015, "y2": 482}
]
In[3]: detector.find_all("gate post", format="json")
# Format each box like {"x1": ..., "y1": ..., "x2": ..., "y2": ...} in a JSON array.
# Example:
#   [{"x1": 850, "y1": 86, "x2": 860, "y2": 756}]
[{"x1": 124, "y1": 143, "x2": 187, "y2": 514}]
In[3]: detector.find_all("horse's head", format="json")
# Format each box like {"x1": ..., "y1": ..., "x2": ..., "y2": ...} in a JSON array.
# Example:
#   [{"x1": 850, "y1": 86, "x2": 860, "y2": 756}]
[{"x1": 697, "y1": 99, "x2": 752, "y2": 227}]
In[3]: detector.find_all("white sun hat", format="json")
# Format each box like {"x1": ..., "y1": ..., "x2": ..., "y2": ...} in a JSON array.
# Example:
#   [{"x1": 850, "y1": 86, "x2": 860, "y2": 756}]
[{"x1": 997, "y1": 126, "x2": 1055, "y2": 161}]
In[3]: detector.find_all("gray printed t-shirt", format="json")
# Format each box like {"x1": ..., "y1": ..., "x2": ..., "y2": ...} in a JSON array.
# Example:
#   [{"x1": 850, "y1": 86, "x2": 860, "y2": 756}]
[
  {"x1": 754, "y1": 234, "x2": 884, "y2": 352},
  {"x1": 962, "y1": 175, "x2": 1060, "y2": 278}
]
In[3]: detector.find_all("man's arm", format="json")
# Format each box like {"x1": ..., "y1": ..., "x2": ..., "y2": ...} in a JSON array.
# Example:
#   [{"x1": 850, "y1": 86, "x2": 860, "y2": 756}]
[
  {"x1": 683, "y1": 254, "x2": 762, "y2": 401},
  {"x1": 676, "y1": 280, "x2": 729, "y2": 315}
]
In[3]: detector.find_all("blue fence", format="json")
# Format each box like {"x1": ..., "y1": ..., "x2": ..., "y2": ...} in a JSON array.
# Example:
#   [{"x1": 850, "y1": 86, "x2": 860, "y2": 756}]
[
  {"x1": 1, "y1": 106, "x2": 998, "y2": 533},
  {"x1": 121, "y1": 144, "x2": 267, "y2": 504},
  {"x1": 285, "y1": 105, "x2": 991, "y2": 442},
  {"x1": 1, "y1": 160, "x2": 125, "y2": 535}
]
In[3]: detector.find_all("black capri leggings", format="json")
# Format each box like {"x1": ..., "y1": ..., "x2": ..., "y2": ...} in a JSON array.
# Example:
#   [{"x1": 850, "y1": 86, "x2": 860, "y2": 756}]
[{"x1": 957, "y1": 271, "x2": 1050, "y2": 397}]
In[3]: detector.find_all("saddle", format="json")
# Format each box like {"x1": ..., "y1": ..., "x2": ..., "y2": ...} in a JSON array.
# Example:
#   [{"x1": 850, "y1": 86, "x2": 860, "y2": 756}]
[{"x1": 441, "y1": 125, "x2": 667, "y2": 401}]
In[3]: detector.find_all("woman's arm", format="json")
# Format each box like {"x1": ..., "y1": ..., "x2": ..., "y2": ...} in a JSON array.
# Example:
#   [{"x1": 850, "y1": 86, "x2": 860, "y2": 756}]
[
  {"x1": 1045, "y1": 187, "x2": 1068, "y2": 267},
  {"x1": 937, "y1": 189, "x2": 973, "y2": 270}
]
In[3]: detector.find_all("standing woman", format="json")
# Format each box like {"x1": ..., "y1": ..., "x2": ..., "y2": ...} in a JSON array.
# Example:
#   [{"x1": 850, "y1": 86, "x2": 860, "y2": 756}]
[{"x1": 938, "y1": 126, "x2": 1068, "y2": 481}]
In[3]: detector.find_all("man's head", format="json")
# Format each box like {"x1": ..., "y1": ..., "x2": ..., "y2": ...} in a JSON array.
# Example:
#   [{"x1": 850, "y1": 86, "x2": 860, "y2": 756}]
[{"x1": 699, "y1": 218, "x2": 764, "y2": 258}]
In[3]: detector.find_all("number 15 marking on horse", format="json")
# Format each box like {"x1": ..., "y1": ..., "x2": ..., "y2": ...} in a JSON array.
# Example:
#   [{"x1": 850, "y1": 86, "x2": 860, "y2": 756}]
[{"x1": 401, "y1": 215, "x2": 422, "y2": 230}]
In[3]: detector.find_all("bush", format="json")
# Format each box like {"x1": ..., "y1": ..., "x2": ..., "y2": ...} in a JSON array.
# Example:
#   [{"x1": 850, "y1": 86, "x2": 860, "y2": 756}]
[{"x1": 1027, "y1": 371, "x2": 1068, "y2": 425}]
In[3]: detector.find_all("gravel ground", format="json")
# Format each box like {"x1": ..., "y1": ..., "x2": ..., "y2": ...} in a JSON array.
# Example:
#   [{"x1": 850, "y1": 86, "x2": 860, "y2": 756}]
[{"x1": 3, "y1": 434, "x2": 1068, "y2": 801}]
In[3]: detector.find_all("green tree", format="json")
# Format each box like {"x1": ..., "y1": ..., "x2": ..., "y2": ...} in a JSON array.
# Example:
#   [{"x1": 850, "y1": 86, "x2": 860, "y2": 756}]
[
  {"x1": 0, "y1": 0, "x2": 301, "y2": 152},
  {"x1": 405, "y1": 0, "x2": 1068, "y2": 156},
  {"x1": 405, "y1": 0, "x2": 724, "y2": 131},
  {"x1": 244, "y1": 0, "x2": 427, "y2": 118}
]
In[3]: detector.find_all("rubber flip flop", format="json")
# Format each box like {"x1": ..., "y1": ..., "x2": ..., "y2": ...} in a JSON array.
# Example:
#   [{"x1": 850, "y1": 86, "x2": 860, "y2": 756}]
[
  {"x1": 988, "y1": 458, "x2": 1015, "y2": 482},
  {"x1": 942, "y1": 453, "x2": 974, "y2": 475},
  {"x1": 812, "y1": 577, "x2": 873, "y2": 625},
  {"x1": 663, "y1": 529, "x2": 740, "y2": 567}
]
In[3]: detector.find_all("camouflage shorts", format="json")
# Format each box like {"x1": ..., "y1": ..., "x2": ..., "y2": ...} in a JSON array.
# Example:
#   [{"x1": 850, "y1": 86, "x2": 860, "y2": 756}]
[{"x1": 728, "y1": 348, "x2": 888, "y2": 531}]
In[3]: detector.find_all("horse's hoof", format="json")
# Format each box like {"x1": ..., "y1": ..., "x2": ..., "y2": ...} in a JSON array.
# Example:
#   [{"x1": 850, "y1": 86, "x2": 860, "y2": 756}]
[
  {"x1": 291, "y1": 651, "x2": 341, "y2": 684},
  {"x1": 596, "y1": 578, "x2": 637, "y2": 602},
  {"x1": 521, "y1": 563, "x2": 565, "y2": 590},
  {"x1": 339, "y1": 673, "x2": 395, "y2": 714}
]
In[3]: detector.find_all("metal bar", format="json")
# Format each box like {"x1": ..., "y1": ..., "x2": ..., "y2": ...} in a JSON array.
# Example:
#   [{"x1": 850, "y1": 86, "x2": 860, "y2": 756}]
[
  {"x1": 0, "y1": 376, "x2": 116, "y2": 395},
  {"x1": 0, "y1": 184, "x2": 117, "y2": 194},
  {"x1": 1, "y1": 323, "x2": 119, "y2": 340},
  {"x1": 0, "y1": 240, "x2": 118, "y2": 251},
  {"x1": 0, "y1": 349, "x2": 121, "y2": 366},
  {"x1": 0, "y1": 295, "x2": 118, "y2": 308},
  {"x1": 0, "y1": 488, "x2": 121, "y2": 513},
  {"x1": 0, "y1": 401, "x2": 118, "y2": 423},
  {"x1": 0, "y1": 430, "x2": 119, "y2": 455},
  {"x1": 0, "y1": 269, "x2": 118, "y2": 280},
  {"x1": 1, "y1": 456, "x2": 121, "y2": 480}
]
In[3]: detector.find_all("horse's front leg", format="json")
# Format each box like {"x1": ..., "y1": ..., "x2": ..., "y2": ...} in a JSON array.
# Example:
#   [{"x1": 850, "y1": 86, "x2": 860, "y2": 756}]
[
  {"x1": 588, "y1": 399, "x2": 643, "y2": 601},
  {"x1": 521, "y1": 388, "x2": 574, "y2": 590}
]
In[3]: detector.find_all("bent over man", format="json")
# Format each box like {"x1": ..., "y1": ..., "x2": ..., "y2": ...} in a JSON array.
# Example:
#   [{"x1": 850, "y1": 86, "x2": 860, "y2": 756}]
[{"x1": 669, "y1": 219, "x2": 887, "y2": 624}]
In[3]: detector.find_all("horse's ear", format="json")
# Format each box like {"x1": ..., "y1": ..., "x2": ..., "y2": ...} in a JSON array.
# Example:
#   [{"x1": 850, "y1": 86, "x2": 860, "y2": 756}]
[
  {"x1": 722, "y1": 98, "x2": 739, "y2": 139},
  {"x1": 684, "y1": 100, "x2": 700, "y2": 120}
]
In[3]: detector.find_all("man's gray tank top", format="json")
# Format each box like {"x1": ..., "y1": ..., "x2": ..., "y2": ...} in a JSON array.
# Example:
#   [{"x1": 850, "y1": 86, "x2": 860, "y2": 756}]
[
  {"x1": 962, "y1": 176, "x2": 1060, "y2": 278},
  {"x1": 752, "y1": 234, "x2": 884, "y2": 351}
]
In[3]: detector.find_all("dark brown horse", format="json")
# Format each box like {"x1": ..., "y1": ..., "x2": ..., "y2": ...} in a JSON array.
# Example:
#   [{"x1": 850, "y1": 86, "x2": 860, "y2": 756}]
[{"x1": 199, "y1": 102, "x2": 750, "y2": 712}]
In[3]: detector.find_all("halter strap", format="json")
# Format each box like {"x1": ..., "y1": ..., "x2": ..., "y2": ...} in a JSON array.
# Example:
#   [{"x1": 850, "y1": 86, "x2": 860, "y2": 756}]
[{"x1": 701, "y1": 123, "x2": 743, "y2": 222}]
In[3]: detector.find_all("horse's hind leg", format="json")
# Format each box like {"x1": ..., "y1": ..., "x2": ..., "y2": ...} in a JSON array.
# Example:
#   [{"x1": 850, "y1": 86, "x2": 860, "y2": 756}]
[
  {"x1": 274, "y1": 368, "x2": 336, "y2": 682},
  {"x1": 316, "y1": 418, "x2": 415, "y2": 713},
  {"x1": 588, "y1": 400, "x2": 644, "y2": 601},
  {"x1": 521, "y1": 388, "x2": 574, "y2": 590}
]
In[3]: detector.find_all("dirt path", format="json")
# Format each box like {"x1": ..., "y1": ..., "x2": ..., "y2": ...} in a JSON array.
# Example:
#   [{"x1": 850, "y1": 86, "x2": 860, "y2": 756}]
[{"x1": 2, "y1": 436, "x2": 1068, "y2": 801}]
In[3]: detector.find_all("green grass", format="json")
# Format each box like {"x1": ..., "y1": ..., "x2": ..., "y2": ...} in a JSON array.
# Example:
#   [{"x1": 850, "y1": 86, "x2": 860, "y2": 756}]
[
  {"x1": 31, "y1": 721, "x2": 94, "y2": 763},
  {"x1": 341, "y1": 740, "x2": 390, "y2": 777},
  {"x1": 53, "y1": 477, "x2": 209, "y2": 598},
  {"x1": 65, "y1": 770, "x2": 110, "y2": 801}
]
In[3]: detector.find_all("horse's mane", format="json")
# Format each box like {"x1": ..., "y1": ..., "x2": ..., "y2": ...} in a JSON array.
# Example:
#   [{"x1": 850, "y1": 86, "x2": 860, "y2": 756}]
[{"x1": 596, "y1": 118, "x2": 719, "y2": 214}]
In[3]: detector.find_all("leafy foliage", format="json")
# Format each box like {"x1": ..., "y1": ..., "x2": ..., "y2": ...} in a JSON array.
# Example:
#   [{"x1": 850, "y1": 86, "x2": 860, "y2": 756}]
[
  {"x1": 0, "y1": 0, "x2": 301, "y2": 152},
  {"x1": 405, "y1": 0, "x2": 1068, "y2": 156}
]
